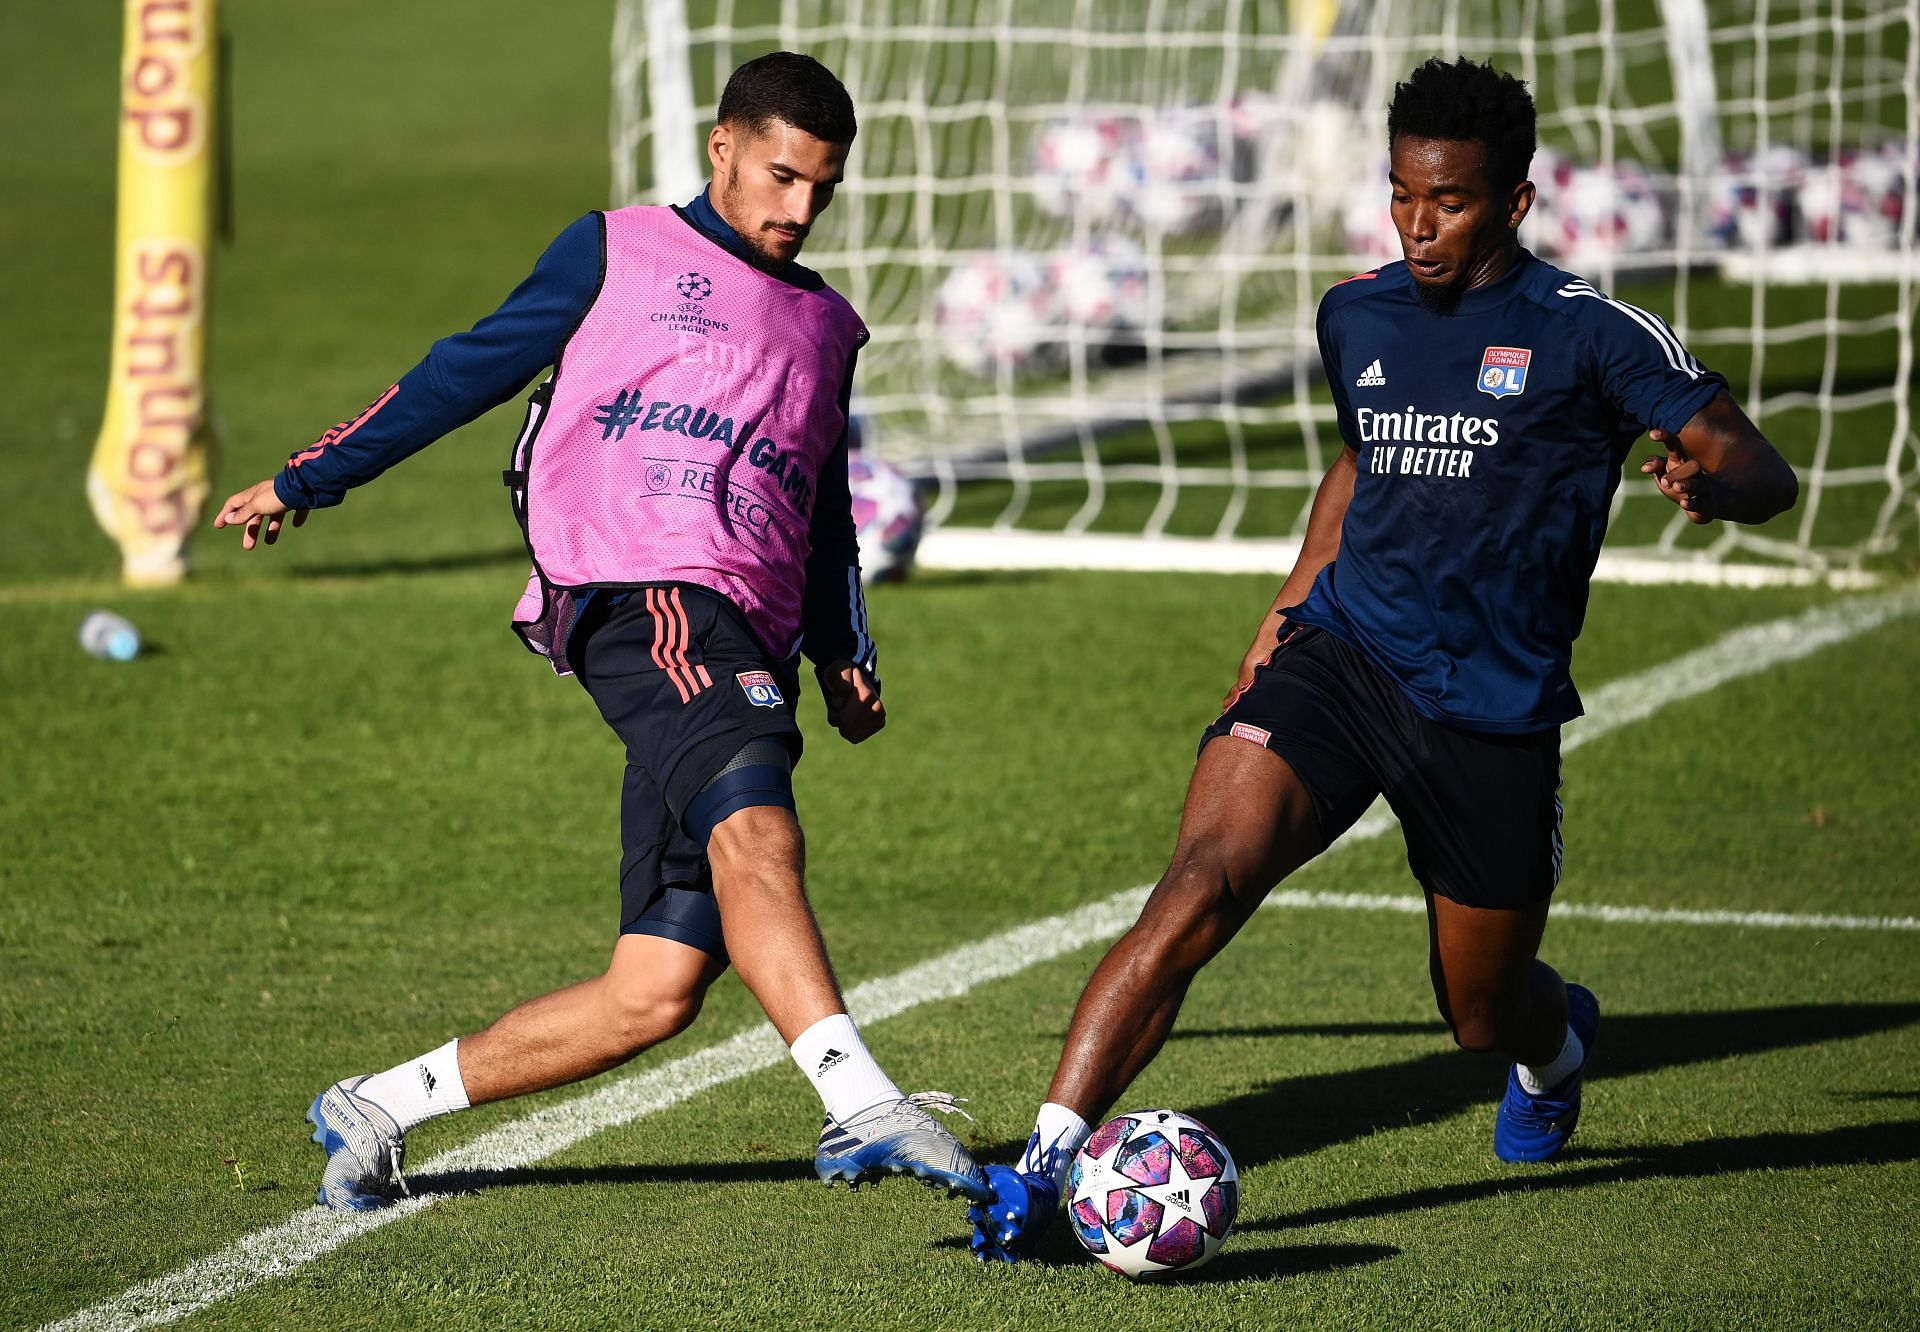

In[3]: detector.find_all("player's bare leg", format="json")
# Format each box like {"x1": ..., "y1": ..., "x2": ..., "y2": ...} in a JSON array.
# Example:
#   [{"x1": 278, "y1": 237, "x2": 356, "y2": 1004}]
[
  {"x1": 457, "y1": 933, "x2": 727, "y2": 1102},
  {"x1": 707, "y1": 803, "x2": 989, "y2": 1199},
  {"x1": 1424, "y1": 893, "x2": 1565, "y2": 1064},
  {"x1": 306, "y1": 932, "x2": 723, "y2": 1210},
  {"x1": 1426, "y1": 893, "x2": 1599, "y2": 1161},
  {"x1": 704, "y1": 804, "x2": 844, "y2": 1039},
  {"x1": 1047, "y1": 736, "x2": 1324, "y2": 1126},
  {"x1": 970, "y1": 736, "x2": 1325, "y2": 1256}
]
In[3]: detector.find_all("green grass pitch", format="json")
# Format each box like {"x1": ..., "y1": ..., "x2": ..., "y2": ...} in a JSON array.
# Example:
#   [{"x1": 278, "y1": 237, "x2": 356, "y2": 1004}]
[{"x1": 3, "y1": 4, "x2": 1917, "y2": 1330}]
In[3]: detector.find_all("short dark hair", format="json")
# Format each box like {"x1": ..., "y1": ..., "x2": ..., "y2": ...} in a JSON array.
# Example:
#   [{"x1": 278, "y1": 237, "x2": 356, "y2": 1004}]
[
  {"x1": 1387, "y1": 57, "x2": 1536, "y2": 193},
  {"x1": 716, "y1": 52, "x2": 857, "y2": 146}
]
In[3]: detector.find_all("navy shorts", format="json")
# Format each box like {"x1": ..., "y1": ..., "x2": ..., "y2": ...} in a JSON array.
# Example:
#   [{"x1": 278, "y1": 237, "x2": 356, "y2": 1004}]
[
  {"x1": 573, "y1": 585, "x2": 804, "y2": 956},
  {"x1": 1200, "y1": 624, "x2": 1563, "y2": 909}
]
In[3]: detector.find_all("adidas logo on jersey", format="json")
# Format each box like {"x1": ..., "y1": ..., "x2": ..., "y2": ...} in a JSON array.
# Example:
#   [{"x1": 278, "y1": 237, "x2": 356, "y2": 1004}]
[{"x1": 1354, "y1": 358, "x2": 1387, "y2": 387}]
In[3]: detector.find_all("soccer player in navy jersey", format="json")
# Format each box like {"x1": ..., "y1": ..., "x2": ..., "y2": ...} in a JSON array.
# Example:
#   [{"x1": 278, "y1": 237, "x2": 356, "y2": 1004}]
[
  {"x1": 214, "y1": 54, "x2": 989, "y2": 1213},
  {"x1": 970, "y1": 57, "x2": 1798, "y2": 1262}
]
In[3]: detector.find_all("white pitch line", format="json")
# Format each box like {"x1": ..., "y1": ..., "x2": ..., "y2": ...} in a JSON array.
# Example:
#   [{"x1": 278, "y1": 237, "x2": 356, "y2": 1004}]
[
  {"x1": 39, "y1": 585, "x2": 1920, "y2": 1332},
  {"x1": 1262, "y1": 888, "x2": 1918, "y2": 932}
]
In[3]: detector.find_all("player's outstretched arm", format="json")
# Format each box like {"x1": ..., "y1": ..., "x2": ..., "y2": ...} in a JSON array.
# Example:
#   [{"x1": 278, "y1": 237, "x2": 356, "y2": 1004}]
[
  {"x1": 214, "y1": 478, "x2": 307, "y2": 551},
  {"x1": 1224, "y1": 443, "x2": 1359, "y2": 708},
  {"x1": 214, "y1": 213, "x2": 603, "y2": 552},
  {"x1": 816, "y1": 660, "x2": 885, "y2": 743},
  {"x1": 1640, "y1": 388, "x2": 1798, "y2": 526}
]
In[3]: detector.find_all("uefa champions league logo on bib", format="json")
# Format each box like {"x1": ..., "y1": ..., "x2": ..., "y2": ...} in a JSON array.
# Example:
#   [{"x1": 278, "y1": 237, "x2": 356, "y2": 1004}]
[{"x1": 654, "y1": 271, "x2": 729, "y2": 336}]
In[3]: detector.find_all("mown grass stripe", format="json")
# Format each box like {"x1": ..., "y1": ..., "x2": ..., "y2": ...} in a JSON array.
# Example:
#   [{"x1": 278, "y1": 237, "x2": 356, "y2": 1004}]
[{"x1": 38, "y1": 585, "x2": 1920, "y2": 1332}]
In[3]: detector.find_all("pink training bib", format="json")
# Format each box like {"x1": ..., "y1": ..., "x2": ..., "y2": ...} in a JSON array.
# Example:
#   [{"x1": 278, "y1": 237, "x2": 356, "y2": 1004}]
[{"x1": 508, "y1": 206, "x2": 867, "y2": 673}]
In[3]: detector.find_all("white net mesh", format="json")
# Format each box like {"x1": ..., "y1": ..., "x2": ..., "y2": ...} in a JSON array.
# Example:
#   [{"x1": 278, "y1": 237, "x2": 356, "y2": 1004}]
[{"x1": 614, "y1": 0, "x2": 1919, "y2": 580}]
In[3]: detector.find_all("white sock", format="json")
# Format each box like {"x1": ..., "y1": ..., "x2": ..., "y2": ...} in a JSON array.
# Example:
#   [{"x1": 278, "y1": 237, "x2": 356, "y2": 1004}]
[
  {"x1": 1019, "y1": 1102, "x2": 1092, "y2": 1191},
  {"x1": 352, "y1": 1039, "x2": 471, "y2": 1133},
  {"x1": 1517, "y1": 1027, "x2": 1585, "y2": 1095},
  {"x1": 790, "y1": 1013, "x2": 903, "y2": 1123}
]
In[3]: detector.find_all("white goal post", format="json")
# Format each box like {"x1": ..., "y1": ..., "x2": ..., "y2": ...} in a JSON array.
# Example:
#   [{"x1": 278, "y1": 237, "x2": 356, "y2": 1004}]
[{"x1": 613, "y1": 0, "x2": 1918, "y2": 586}]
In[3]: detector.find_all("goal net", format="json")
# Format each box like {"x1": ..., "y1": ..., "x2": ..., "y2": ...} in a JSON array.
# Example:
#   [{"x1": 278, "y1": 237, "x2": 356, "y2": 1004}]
[{"x1": 613, "y1": 0, "x2": 1918, "y2": 584}]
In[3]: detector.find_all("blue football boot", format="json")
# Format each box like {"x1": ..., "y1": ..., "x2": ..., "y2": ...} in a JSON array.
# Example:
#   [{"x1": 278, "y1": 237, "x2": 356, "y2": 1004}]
[
  {"x1": 307, "y1": 1076, "x2": 409, "y2": 1211},
  {"x1": 816, "y1": 1091, "x2": 991, "y2": 1201},
  {"x1": 1495, "y1": 982, "x2": 1601, "y2": 1163},
  {"x1": 969, "y1": 1164, "x2": 1060, "y2": 1264}
]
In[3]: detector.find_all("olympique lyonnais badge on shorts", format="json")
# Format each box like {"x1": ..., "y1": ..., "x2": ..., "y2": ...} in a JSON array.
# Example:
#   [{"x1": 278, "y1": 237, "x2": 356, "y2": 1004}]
[
  {"x1": 736, "y1": 670, "x2": 784, "y2": 708},
  {"x1": 1477, "y1": 346, "x2": 1532, "y2": 399}
]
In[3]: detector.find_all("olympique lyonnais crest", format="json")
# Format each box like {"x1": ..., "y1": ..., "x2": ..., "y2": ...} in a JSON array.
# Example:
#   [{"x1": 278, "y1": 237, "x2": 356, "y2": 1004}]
[
  {"x1": 736, "y1": 670, "x2": 784, "y2": 708},
  {"x1": 1477, "y1": 346, "x2": 1532, "y2": 399}
]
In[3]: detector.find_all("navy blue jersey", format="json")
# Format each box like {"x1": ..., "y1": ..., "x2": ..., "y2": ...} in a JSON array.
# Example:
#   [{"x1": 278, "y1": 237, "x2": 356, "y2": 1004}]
[
  {"x1": 1287, "y1": 252, "x2": 1725, "y2": 733},
  {"x1": 269, "y1": 192, "x2": 871, "y2": 672}
]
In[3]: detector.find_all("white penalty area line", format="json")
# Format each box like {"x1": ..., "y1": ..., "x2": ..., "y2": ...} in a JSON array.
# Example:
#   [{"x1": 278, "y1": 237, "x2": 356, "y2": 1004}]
[{"x1": 41, "y1": 584, "x2": 1920, "y2": 1332}]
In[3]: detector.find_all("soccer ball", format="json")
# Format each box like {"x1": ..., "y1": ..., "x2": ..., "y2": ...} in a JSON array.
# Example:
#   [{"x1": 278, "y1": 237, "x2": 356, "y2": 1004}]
[
  {"x1": 1031, "y1": 115, "x2": 1131, "y2": 226},
  {"x1": 1341, "y1": 151, "x2": 1403, "y2": 261},
  {"x1": 1797, "y1": 144, "x2": 1908, "y2": 246},
  {"x1": 1117, "y1": 110, "x2": 1227, "y2": 236},
  {"x1": 1706, "y1": 146, "x2": 1806, "y2": 250},
  {"x1": 933, "y1": 251, "x2": 1053, "y2": 376},
  {"x1": 1528, "y1": 149, "x2": 1670, "y2": 268},
  {"x1": 1067, "y1": 1109, "x2": 1239, "y2": 1278},
  {"x1": 847, "y1": 449, "x2": 924, "y2": 584},
  {"x1": 1044, "y1": 236, "x2": 1150, "y2": 332}
]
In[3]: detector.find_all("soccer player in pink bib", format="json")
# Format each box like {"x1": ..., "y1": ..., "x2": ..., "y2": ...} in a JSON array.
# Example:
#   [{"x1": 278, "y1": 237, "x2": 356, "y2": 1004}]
[{"x1": 216, "y1": 53, "x2": 989, "y2": 1212}]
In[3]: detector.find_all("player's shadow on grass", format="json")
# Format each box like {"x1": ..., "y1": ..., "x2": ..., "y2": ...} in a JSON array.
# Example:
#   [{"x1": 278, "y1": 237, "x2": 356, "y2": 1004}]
[
  {"x1": 932, "y1": 1228, "x2": 1398, "y2": 1282},
  {"x1": 903, "y1": 569, "x2": 1048, "y2": 590},
  {"x1": 411, "y1": 1157, "x2": 816, "y2": 1198},
  {"x1": 286, "y1": 545, "x2": 530, "y2": 580},
  {"x1": 1235, "y1": 1118, "x2": 1919, "y2": 1235},
  {"x1": 1164, "y1": 1002, "x2": 1920, "y2": 1175},
  {"x1": 414, "y1": 1004, "x2": 1918, "y2": 1215}
]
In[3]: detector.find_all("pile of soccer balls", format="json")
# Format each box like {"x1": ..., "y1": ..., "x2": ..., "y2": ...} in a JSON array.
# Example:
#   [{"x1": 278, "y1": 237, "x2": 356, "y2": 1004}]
[
  {"x1": 1031, "y1": 109, "x2": 1232, "y2": 237},
  {"x1": 933, "y1": 101, "x2": 1280, "y2": 377},
  {"x1": 1066, "y1": 1109, "x2": 1241, "y2": 1279},
  {"x1": 933, "y1": 239, "x2": 1150, "y2": 378},
  {"x1": 1339, "y1": 139, "x2": 1916, "y2": 266}
]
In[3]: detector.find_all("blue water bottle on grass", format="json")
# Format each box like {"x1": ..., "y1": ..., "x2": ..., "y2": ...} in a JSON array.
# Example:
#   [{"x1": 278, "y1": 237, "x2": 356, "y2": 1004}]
[{"x1": 79, "y1": 611, "x2": 142, "y2": 662}]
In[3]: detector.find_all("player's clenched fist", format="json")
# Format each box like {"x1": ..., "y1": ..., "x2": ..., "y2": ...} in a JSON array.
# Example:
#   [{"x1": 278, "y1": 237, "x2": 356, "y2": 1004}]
[{"x1": 818, "y1": 660, "x2": 885, "y2": 743}]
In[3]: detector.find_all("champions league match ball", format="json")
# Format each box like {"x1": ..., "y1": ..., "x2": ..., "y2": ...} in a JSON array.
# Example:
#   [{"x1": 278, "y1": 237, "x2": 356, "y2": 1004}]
[
  {"x1": 1046, "y1": 235, "x2": 1151, "y2": 332},
  {"x1": 847, "y1": 446, "x2": 925, "y2": 584},
  {"x1": 1119, "y1": 110, "x2": 1228, "y2": 235},
  {"x1": 1031, "y1": 115, "x2": 1131, "y2": 226},
  {"x1": 1067, "y1": 1109, "x2": 1240, "y2": 1279},
  {"x1": 933, "y1": 251, "x2": 1054, "y2": 376},
  {"x1": 1340, "y1": 150, "x2": 1403, "y2": 261},
  {"x1": 1527, "y1": 148, "x2": 1671, "y2": 268},
  {"x1": 1706, "y1": 146, "x2": 1807, "y2": 250},
  {"x1": 1796, "y1": 143, "x2": 1909, "y2": 247}
]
